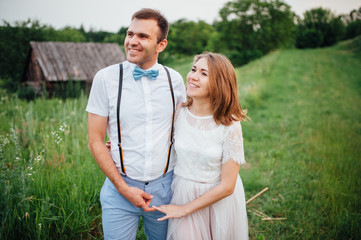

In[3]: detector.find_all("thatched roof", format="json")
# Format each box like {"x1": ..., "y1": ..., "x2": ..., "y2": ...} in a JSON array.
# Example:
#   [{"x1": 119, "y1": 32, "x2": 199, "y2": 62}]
[{"x1": 29, "y1": 41, "x2": 125, "y2": 82}]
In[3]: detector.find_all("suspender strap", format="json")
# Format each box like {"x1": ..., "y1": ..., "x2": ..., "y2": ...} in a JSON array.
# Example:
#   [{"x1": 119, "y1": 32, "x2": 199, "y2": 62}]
[
  {"x1": 117, "y1": 63, "x2": 126, "y2": 175},
  {"x1": 163, "y1": 66, "x2": 175, "y2": 175},
  {"x1": 116, "y1": 64, "x2": 175, "y2": 176}
]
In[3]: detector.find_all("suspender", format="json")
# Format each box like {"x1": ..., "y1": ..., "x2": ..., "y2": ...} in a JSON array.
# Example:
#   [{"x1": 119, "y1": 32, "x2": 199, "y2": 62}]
[
  {"x1": 116, "y1": 64, "x2": 125, "y2": 174},
  {"x1": 163, "y1": 66, "x2": 175, "y2": 175},
  {"x1": 116, "y1": 63, "x2": 175, "y2": 176}
]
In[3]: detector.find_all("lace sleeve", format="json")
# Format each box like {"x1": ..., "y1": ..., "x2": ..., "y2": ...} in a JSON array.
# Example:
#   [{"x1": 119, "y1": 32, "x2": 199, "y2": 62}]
[{"x1": 222, "y1": 122, "x2": 246, "y2": 165}]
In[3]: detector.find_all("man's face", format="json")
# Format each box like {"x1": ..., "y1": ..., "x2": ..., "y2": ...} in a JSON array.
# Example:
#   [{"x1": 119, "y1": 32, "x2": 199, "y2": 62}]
[{"x1": 124, "y1": 18, "x2": 167, "y2": 69}]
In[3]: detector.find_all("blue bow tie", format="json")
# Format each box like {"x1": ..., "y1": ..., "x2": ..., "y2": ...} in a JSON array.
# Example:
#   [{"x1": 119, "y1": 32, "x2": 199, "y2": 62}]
[{"x1": 133, "y1": 66, "x2": 159, "y2": 80}]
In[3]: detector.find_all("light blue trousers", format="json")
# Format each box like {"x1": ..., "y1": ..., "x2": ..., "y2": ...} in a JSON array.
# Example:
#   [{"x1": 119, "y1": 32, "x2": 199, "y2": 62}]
[{"x1": 100, "y1": 171, "x2": 173, "y2": 240}]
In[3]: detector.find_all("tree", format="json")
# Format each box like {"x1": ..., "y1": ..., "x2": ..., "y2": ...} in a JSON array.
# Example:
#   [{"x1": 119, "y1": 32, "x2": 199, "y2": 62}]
[
  {"x1": 324, "y1": 17, "x2": 345, "y2": 46},
  {"x1": 213, "y1": 0, "x2": 296, "y2": 66},
  {"x1": 166, "y1": 19, "x2": 216, "y2": 56},
  {"x1": 54, "y1": 27, "x2": 86, "y2": 42},
  {"x1": 296, "y1": 7, "x2": 346, "y2": 48},
  {"x1": 0, "y1": 20, "x2": 50, "y2": 91},
  {"x1": 296, "y1": 28, "x2": 323, "y2": 48},
  {"x1": 341, "y1": 7, "x2": 361, "y2": 39}
]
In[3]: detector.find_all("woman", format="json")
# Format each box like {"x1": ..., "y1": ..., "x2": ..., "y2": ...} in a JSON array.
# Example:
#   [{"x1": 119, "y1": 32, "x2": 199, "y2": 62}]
[{"x1": 154, "y1": 52, "x2": 249, "y2": 239}]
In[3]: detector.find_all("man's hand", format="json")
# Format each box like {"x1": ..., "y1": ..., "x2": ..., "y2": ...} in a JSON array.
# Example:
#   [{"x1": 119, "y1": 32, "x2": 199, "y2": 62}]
[{"x1": 122, "y1": 187, "x2": 156, "y2": 212}]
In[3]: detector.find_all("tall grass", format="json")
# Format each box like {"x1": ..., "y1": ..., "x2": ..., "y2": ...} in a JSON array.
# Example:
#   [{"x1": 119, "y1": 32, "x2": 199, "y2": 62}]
[
  {"x1": 1, "y1": 40, "x2": 360, "y2": 239},
  {"x1": 0, "y1": 92, "x2": 103, "y2": 239}
]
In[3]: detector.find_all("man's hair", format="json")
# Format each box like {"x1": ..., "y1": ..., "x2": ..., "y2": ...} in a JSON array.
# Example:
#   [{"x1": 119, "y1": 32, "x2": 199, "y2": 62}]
[{"x1": 132, "y1": 8, "x2": 169, "y2": 43}]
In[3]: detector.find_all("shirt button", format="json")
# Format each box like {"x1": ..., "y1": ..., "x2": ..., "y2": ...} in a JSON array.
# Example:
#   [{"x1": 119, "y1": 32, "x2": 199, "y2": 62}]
[{"x1": 145, "y1": 182, "x2": 149, "y2": 185}]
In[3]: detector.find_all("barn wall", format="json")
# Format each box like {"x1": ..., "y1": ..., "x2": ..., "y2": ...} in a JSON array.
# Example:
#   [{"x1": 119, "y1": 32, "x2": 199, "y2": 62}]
[{"x1": 24, "y1": 50, "x2": 45, "y2": 94}]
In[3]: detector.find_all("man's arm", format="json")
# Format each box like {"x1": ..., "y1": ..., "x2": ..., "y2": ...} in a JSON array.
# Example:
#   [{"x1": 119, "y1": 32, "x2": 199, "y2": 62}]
[{"x1": 88, "y1": 112, "x2": 154, "y2": 211}]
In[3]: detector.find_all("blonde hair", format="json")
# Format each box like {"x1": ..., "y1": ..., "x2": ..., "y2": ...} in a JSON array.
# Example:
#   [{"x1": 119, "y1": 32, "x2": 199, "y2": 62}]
[{"x1": 184, "y1": 52, "x2": 247, "y2": 125}]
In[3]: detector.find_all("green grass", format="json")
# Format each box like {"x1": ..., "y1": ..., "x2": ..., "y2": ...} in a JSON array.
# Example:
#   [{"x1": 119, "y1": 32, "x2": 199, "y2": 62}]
[
  {"x1": 0, "y1": 93, "x2": 104, "y2": 239},
  {"x1": 238, "y1": 43, "x2": 361, "y2": 239},
  {"x1": 1, "y1": 40, "x2": 360, "y2": 239}
]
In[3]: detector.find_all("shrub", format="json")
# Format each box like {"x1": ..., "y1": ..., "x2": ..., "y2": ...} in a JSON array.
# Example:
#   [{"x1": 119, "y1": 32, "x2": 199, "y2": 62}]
[
  {"x1": 224, "y1": 50, "x2": 264, "y2": 67},
  {"x1": 350, "y1": 35, "x2": 361, "y2": 55},
  {"x1": 296, "y1": 29, "x2": 323, "y2": 48},
  {"x1": 17, "y1": 86, "x2": 36, "y2": 101},
  {"x1": 54, "y1": 80, "x2": 83, "y2": 99}
]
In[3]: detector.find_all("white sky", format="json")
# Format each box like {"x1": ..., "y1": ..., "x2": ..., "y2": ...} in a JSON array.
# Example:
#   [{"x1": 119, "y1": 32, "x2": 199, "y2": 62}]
[{"x1": 0, "y1": 0, "x2": 360, "y2": 32}]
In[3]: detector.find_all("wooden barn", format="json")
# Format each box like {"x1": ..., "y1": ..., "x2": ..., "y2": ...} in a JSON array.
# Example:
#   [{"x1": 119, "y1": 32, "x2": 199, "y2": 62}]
[{"x1": 23, "y1": 41, "x2": 125, "y2": 94}]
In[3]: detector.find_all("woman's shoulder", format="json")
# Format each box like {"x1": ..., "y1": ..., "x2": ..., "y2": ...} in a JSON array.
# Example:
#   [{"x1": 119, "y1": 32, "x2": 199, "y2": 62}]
[
  {"x1": 223, "y1": 121, "x2": 243, "y2": 138},
  {"x1": 175, "y1": 105, "x2": 187, "y2": 121},
  {"x1": 224, "y1": 120, "x2": 242, "y2": 129}
]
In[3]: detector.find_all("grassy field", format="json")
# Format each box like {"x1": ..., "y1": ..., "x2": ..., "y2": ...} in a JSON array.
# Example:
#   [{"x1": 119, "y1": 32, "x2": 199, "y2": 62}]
[
  {"x1": 1, "y1": 39, "x2": 360, "y2": 239},
  {"x1": 235, "y1": 40, "x2": 361, "y2": 239}
]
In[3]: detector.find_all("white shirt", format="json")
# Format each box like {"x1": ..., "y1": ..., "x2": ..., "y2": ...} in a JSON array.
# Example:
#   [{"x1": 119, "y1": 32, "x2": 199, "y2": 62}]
[{"x1": 86, "y1": 61, "x2": 186, "y2": 181}]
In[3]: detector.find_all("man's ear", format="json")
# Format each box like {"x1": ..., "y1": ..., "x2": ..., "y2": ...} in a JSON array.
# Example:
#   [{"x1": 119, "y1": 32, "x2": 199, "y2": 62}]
[{"x1": 157, "y1": 39, "x2": 168, "y2": 53}]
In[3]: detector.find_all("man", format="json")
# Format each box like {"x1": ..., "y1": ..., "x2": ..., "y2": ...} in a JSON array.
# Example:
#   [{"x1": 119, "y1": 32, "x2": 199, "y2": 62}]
[{"x1": 86, "y1": 8, "x2": 186, "y2": 240}]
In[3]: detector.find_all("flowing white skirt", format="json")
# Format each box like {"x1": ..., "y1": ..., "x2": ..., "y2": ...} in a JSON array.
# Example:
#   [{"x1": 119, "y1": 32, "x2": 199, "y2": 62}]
[{"x1": 167, "y1": 175, "x2": 249, "y2": 240}]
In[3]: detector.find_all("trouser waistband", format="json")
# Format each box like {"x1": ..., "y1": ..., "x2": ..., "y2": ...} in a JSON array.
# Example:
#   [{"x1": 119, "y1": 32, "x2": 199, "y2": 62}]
[{"x1": 122, "y1": 170, "x2": 174, "y2": 188}]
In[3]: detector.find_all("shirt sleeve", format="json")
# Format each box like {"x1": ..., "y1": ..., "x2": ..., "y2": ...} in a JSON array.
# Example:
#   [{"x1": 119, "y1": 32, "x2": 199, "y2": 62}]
[
  {"x1": 85, "y1": 69, "x2": 109, "y2": 117},
  {"x1": 222, "y1": 122, "x2": 246, "y2": 165},
  {"x1": 169, "y1": 69, "x2": 187, "y2": 105}
]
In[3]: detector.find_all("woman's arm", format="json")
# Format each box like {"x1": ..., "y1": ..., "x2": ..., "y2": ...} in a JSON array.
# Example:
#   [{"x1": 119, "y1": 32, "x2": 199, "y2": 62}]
[{"x1": 154, "y1": 159, "x2": 240, "y2": 221}]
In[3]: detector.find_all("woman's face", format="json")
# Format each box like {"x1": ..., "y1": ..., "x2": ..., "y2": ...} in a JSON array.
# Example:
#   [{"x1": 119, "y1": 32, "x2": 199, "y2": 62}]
[{"x1": 186, "y1": 57, "x2": 210, "y2": 100}]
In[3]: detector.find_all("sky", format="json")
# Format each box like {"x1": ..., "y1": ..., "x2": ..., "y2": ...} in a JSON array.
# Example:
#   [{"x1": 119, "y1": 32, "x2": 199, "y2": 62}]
[{"x1": 0, "y1": 0, "x2": 360, "y2": 33}]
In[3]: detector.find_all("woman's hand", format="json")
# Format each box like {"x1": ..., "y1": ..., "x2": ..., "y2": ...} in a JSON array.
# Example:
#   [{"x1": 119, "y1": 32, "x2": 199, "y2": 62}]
[
  {"x1": 154, "y1": 205, "x2": 187, "y2": 221},
  {"x1": 105, "y1": 140, "x2": 111, "y2": 151}
]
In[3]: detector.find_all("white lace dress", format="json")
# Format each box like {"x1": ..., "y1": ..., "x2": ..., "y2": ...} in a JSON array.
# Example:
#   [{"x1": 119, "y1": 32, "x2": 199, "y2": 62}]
[{"x1": 167, "y1": 107, "x2": 249, "y2": 240}]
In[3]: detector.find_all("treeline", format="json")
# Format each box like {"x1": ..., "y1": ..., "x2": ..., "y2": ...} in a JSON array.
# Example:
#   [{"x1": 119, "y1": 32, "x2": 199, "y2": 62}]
[{"x1": 0, "y1": 0, "x2": 360, "y2": 93}]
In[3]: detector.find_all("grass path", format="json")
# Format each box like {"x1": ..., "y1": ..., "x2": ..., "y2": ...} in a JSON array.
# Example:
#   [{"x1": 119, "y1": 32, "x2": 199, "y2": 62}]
[{"x1": 237, "y1": 42, "x2": 361, "y2": 239}]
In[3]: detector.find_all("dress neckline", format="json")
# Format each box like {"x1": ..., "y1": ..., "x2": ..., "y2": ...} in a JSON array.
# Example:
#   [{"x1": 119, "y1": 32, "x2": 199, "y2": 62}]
[{"x1": 186, "y1": 107, "x2": 213, "y2": 120}]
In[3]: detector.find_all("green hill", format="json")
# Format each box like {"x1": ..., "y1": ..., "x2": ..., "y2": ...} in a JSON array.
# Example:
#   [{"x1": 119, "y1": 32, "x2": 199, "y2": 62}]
[{"x1": 234, "y1": 40, "x2": 361, "y2": 239}]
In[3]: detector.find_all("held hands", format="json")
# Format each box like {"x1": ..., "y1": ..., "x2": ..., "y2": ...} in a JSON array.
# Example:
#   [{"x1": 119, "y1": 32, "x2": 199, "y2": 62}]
[
  {"x1": 107, "y1": 140, "x2": 155, "y2": 212},
  {"x1": 154, "y1": 205, "x2": 188, "y2": 221},
  {"x1": 123, "y1": 186, "x2": 156, "y2": 212}
]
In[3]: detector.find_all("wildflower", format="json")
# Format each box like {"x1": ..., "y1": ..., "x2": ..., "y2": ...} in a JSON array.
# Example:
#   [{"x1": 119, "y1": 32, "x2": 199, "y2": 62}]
[
  {"x1": 3, "y1": 137, "x2": 9, "y2": 145},
  {"x1": 34, "y1": 155, "x2": 42, "y2": 162}
]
